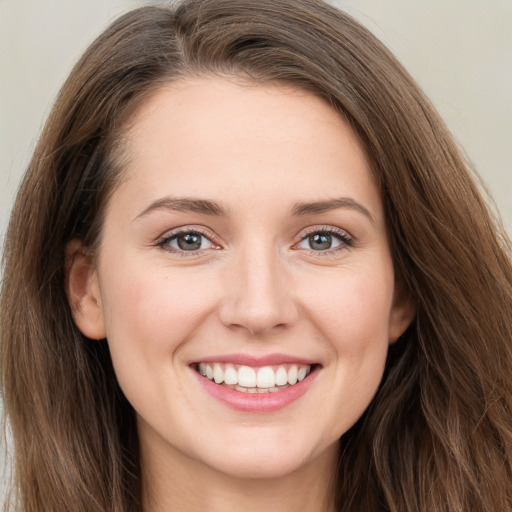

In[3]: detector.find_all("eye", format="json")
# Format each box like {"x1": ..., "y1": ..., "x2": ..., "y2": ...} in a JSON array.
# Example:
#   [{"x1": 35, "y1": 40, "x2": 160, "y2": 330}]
[
  {"x1": 158, "y1": 230, "x2": 218, "y2": 253},
  {"x1": 295, "y1": 228, "x2": 352, "y2": 252}
]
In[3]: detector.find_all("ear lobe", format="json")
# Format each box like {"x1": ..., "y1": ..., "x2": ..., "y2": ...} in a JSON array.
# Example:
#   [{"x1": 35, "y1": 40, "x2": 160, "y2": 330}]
[
  {"x1": 65, "y1": 240, "x2": 106, "y2": 340},
  {"x1": 388, "y1": 287, "x2": 415, "y2": 344}
]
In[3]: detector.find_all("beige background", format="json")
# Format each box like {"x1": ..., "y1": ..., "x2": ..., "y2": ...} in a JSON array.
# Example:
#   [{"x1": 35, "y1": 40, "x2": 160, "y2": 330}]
[{"x1": 0, "y1": 0, "x2": 511, "y2": 494}]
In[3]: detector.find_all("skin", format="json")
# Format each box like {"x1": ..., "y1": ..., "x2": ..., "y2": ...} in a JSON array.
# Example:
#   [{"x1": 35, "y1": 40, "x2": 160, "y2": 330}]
[{"x1": 67, "y1": 77, "x2": 414, "y2": 512}]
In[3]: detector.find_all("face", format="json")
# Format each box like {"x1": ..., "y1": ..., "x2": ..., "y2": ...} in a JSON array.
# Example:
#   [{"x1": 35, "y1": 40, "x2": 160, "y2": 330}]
[{"x1": 69, "y1": 77, "x2": 412, "y2": 483}]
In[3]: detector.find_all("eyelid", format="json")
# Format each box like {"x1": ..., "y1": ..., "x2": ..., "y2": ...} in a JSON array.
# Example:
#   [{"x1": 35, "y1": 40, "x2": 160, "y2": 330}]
[
  {"x1": 154, "y1": 224, "x2": 353, "y2": 256},
  {"x1": 156, "y1": 226, "x2": 222, "y2": 254},
  {"x1": 292, "y1": 225, "x2": 354, "y2": 252}
]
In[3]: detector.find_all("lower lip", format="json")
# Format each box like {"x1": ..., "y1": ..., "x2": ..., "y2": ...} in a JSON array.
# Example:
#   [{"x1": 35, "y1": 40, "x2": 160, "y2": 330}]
[{"x1": 193, "y1": 367, "x2": 318, "y2": 413}]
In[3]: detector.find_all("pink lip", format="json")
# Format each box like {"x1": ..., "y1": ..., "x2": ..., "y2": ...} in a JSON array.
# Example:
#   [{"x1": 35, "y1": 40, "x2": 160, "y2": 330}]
[
  {"x1": 192, "y1": 364, "x2": 319, "y2": 413},
  {"x1": 190, "y1": 353, "x2": 317, "y2": 366}
]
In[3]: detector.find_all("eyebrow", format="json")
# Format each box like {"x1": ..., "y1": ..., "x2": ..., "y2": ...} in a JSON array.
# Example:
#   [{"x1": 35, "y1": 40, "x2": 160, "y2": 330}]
[
  {"x1": 291, "y1": 197, "x2": 375, "y2": 224},
  {"x1": 135, "y1": 197, "x2": 229, "y2": 220},
  {"x1": 135, "y1": 195, "x2": 374, "y2": 224}
]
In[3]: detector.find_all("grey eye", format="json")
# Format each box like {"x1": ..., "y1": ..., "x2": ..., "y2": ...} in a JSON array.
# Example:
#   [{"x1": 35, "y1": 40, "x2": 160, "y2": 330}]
[
  {"x1": 297, "y1": 232, "x2": 343, "y2": 251},
  {"x1": 168, "y1": 232, "x2": 214, "y2": 251}
]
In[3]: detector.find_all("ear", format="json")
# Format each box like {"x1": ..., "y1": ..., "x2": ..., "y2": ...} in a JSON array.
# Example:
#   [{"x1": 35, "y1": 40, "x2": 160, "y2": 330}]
[
  {"x1": 65, "y1": 239, "x2": 106, "y2": 340},
  {"x1": 388, "y1": 285, "x2": 415, "y2": 344}
]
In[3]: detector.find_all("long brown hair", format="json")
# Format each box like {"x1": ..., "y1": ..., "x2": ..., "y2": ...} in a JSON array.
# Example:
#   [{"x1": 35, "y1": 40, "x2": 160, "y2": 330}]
[{"x1": 2, "y1": 1, "x2": 511, "y2": 510}]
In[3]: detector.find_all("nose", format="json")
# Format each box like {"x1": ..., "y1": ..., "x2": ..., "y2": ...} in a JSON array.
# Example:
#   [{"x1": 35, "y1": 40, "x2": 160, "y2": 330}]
[{"x1": 218, "y1": 246, "x2": 300, "y2": 337}]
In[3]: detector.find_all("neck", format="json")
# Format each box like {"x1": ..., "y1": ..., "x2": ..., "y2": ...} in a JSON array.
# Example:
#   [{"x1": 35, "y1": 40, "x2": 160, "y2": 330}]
[{"x1": 140, "y1": 428, "x2": 339, "y2": 512}]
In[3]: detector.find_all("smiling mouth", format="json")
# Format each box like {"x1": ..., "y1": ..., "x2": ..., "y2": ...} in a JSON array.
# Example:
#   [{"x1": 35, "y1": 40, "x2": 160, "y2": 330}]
[{"x1": 192, "y1": 362, "x2": 314, "y2": 394}]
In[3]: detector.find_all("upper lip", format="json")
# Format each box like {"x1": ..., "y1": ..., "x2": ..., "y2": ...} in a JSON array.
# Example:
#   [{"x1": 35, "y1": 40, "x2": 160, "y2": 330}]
[{"x1": 190, "y1": 353, "x2": 318, "y2": 367}]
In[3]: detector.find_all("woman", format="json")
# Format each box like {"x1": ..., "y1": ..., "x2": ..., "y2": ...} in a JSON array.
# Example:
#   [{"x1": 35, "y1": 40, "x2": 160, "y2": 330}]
[{"x1": 1, "y1": 1, "x2": 511, "y2": 511}]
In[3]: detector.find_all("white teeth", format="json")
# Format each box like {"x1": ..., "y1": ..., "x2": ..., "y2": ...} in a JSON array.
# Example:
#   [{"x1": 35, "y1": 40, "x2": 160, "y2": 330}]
[
  {"x1": 275, "y1": 366, "x2": 288, "y2": 386},
  {"x1": 238, "y1": 366, "x2": 257, "y2": 387},
  {"x1": 213, "y1": 363, "x2": 224, "y2": 384},
  {"x1": 224, "y1": 365, "x2": 238, "y2": 385},
  {"x1": 256, "y1": 366, "x2": 275, "y2": 388},
  {"x1": 198, "y1": 362, "x2": 312, "y2": 390},
  {"x1": 287, "y1": 365, "x2": 298, "y2": 385}
]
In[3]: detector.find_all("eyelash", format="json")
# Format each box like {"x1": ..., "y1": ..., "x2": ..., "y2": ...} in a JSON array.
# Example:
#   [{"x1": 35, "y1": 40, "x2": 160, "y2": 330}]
[
  {"x1": 156, "y1": 227, "x2": 220, "y2": 257},
  {"x1": 293, "y1": 226, "x2": 354, "y2": 254},
  {"x1": 156, "y1": 226, "x2": 354, "y2": 256}
]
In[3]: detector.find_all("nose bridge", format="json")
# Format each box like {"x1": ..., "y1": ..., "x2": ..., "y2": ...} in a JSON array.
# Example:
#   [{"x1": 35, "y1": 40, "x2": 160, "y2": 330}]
[{"x1": 220, "y1": 239, "x2": 297, "y2": 335}]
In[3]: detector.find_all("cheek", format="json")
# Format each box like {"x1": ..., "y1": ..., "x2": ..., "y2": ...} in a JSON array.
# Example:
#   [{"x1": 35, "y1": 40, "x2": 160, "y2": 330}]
[
  {"x1": 101, "y1": 263, "x2": 213, "y2": 342},
  {"x1": 299, "y1": 264, "x2": 395, "y2": 350},
  {"x1": 298, "y1": 264, "x2": 393, "y2": 422},
  {"x1": 98, "y1": 262, "x2": 218, "y2": 388},
  {"x1": 98, "y1": 262, "x2": 221, "y2": 423}
]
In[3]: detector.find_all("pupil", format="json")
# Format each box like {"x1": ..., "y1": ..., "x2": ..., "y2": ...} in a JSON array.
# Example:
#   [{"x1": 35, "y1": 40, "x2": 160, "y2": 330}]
[
  {"x1": 178, "y1": 233, "x2": 202, "y2": 250},
  {"x1": 310, "y1": 233, "x2": 332, "y2": 250}
]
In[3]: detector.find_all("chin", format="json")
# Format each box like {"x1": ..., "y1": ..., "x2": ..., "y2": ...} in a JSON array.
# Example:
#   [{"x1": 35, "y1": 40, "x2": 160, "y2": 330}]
[
  {"x1": 210, "y1": 454, "x2": 310, "y2": 480},
  {"x1": 198, "y1": 434, "x2": 332, "y2": 481}
]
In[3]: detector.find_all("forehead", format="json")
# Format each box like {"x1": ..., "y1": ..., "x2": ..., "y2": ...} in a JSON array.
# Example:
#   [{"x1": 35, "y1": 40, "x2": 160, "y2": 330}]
[{"x1": 111, "y1": 76, "x2": 382, "y2": 223}]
